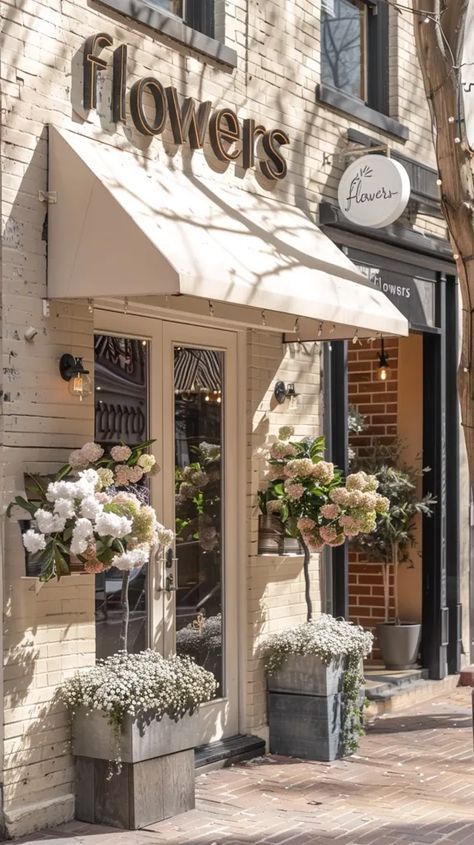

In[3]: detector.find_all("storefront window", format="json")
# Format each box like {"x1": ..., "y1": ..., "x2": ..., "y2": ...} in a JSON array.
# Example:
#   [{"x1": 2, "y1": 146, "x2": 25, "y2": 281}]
[
  {"x1": 143, "y1": 0, "x2": 183, "y2": 15},
  {"x1": 173, "y1": 347, "x2": 224, "y2": 696},
  {"x1": 94, "y1": 334, "x2": 149, "y2": 660}
]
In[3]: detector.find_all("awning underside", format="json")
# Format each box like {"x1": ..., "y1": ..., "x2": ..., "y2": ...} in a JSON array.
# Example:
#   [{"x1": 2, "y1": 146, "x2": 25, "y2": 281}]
[{"x1": 47, "y1": 126, "x2": 408, "y2": 340}]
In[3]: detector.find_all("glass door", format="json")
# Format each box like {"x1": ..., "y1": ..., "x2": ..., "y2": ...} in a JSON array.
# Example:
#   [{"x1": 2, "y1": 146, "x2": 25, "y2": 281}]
[{"x1": 94, "y1": 311, "x2": 240, "y2": 743}]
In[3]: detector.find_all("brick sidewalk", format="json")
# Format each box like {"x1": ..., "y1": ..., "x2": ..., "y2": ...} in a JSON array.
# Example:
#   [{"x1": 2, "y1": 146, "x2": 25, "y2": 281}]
[{"x1": 14, "y1": 687, "x2": 474, "y2": 845}]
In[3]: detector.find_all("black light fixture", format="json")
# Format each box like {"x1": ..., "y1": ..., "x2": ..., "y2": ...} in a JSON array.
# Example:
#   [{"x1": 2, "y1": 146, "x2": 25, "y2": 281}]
[
  {"x1": 59, "y1": 354, "x2": 92, "y2": 401},
  {"x1": 274, "y1": 381, "x2": 298, "y2": 404},
  {"x1": 377, "y1": 339, "x2": 390, "y2": 382}
]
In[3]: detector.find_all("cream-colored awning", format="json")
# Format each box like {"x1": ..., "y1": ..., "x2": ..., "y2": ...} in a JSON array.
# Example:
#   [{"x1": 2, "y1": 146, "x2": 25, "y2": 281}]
[{"x1": 47, "y1": 126, "x2": 408, "y2": 339}]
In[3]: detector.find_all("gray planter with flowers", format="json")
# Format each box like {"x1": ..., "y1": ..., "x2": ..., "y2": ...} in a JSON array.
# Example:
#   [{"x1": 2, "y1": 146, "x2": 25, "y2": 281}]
[
  {"x1": 73, "y1": 710, "x2": 196, "y2": 830},
  {"x1": 263, "y1": 617, "x2": 373, "y2": 763},
  {"x1": 62, "y1": 649, "x2": 217, "y2": 831}
]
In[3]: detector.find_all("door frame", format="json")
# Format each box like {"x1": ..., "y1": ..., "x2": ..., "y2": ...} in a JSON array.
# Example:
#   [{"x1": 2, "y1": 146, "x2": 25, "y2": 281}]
[{"x1": 94, "y1": 305, "x2": 248, "y2": 740}]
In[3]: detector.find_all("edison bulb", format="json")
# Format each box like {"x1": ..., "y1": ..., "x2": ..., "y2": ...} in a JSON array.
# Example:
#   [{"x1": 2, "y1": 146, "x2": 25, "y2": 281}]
[{"x1": 68, "y1": 371, "x2": 92, "y2": 401}]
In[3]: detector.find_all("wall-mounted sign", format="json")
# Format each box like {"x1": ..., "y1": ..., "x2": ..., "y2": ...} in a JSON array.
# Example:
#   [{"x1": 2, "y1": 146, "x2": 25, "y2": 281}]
[
  {"x1": 461, "y1": 1, "x2": 474, "y2": 149},
  {"x1": 337, "y1": 154, "x2": 411, "y2": 229},
  {"x1": 82, "y1": 33, "x2": 290, "y2": 181}
]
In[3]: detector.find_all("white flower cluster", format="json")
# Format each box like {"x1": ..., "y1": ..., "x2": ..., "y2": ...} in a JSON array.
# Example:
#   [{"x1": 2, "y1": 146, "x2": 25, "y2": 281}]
[
  {"x1": 262, "y1": 614, "x2": 374, "y2": 676},
  {"x1": 176, "y1": 614, "x2": 222, "y2": 661},
  {"x1": 23, "y1": 469, "x2": 174, "y2": 575},
  {"x1": 61, "y1": 649, "x2": 218, "y2": 733}
]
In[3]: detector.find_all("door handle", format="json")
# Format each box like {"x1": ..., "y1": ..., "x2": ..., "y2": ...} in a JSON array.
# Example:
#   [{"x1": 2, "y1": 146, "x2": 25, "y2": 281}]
[{"x1": 158, "y1": 547, "x2": 178, "y2": 593}]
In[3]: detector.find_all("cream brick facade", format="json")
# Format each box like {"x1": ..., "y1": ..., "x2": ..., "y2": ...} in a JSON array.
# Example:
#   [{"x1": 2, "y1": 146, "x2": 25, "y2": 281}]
[{"x1": 0, "y1": 0, "x2": 468, "y2": 838}]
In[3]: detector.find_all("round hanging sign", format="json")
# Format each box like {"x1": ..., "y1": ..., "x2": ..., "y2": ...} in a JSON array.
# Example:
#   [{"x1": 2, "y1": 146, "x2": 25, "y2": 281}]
[{"x1": 337, "y1": 154, "x2": 411, "y2": 229}]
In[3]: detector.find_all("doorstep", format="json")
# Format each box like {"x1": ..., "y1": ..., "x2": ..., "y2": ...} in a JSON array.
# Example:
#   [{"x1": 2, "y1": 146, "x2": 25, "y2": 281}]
[
  {"x1": 365, "y1": 667, "x2": 460, "y2": 717},
  {"x1": 194, "y1": 734, "x2": 265, "y2": 772}
]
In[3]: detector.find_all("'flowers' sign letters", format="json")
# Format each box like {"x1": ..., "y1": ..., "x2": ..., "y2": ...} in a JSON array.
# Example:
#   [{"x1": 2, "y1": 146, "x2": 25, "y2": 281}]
[
  {"x1": 83, "y1": 33, "x2": 290, "y2": 181},
  {"x1": 337, "y1": 154, "x2": 411, "y2": 229}
]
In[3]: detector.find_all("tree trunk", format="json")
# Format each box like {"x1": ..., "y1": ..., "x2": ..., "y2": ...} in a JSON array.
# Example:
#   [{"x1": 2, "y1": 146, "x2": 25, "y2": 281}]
[
  {"x1": 119, "y1": 570, "x2": 130, "y2": 651},
  {"x1": 392, "y1": 542, "x2": 400, "y2": 624},
  {"x1": 381, "y1": 563, "x2": 390, "y2": 622},
  {"x1": 413, "y1": 0, "x2": 474, "y2": 480},
  {"x1": 300, "y1": 538, "x2": 313, "y2": 622}
]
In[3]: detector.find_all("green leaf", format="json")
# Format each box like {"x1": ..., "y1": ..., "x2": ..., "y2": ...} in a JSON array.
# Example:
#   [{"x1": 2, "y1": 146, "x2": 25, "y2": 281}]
[{"x1": 9, "y1": 496, "x2": 38, "y2": 517}]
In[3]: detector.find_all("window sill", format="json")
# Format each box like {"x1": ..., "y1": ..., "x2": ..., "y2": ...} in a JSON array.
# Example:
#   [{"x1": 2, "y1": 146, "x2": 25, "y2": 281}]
[
  {"x1": 316, "y1": 84, "x2": 409, "y2": 142},
  {"x1": 96, "y1": 0, "x2": 238, "y2": 68}
]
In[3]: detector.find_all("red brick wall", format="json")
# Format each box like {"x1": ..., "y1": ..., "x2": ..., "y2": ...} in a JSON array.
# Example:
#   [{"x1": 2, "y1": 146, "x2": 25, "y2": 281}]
[{"x1": 348, "y1": 339, "x2": 399, "y2": 658}]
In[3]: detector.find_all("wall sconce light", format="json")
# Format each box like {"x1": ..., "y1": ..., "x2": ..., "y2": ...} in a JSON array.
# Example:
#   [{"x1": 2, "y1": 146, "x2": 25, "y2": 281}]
[
  {"x1": 377, "y1": 339, "x2": 390, "y2": 382},
  {"x1": 59, "y1": 354, "x2": 92, "y2": 401},
  {"x1": 274, "y1": 381, "x2": 298, "y2": 404}
]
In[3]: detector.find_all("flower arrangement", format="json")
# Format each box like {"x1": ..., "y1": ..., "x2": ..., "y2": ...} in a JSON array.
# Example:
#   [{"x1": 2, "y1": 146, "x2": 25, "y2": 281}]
[
  {"x1": 259, "y1": 427, "x2": 389, "y2": 551},
  {"x1": 258, "y1": 427, "x2": 389, "y2": 620},
  {"x1": 175, "y1": 442, "x2": 221, "y2": 552},
  {"x1": 176, "y1": 613, "x2": 222, "y2": 663},
  {"x1": 61, "y1": 649, "x2": 218, "y2": 763},
  {"x1": 9, "y1": 440, "x2": 174, "y2": 582},
  {"x1": 262, "y1": 615, "x2": 374, "y2": 754}
]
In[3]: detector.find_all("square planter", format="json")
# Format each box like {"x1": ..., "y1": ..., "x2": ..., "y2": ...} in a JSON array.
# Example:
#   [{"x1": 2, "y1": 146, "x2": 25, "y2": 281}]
[
  {"x1": 72, "y1": 708, "x2": 197, "y2": 829},
  {"x1": 268, "y1": 691, "x2": 342, "y2": 761},
  {"x1": 267, "y1": 654, "x2": 346, "y2": 696}
]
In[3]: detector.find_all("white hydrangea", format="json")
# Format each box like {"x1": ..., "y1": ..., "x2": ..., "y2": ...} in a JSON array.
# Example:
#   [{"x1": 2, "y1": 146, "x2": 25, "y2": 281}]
[
  {"x1": 23, "y1": 529, "x2": 47, "y2": 554},
  {"x1": 156, "y1": 524, "x2": 175, "y2": 548},
  {"x1": 137, "y1": 454, "x2": 156, "y2": 471},
  {"x1": 81, "y1": 442, "x2": 105, "y2": 462},
  {"x1": 35, "y1": 509, "x2": 66, "y2": 534},
  {"x1": 54, "y1": 498, "x2": 76, "y2": 520},
  {"x1": 46, "y1": 480, "x2": 78, "y2": 502},
  {"x1": 70, "y1": 518, "x2": 94, "y2": 555},
  {"x1": 80, "y1": 495, "x2": 104, "y2": 521},
  {"x1": 112, "y1": 546, "x2": 150, "y2": 571},
  {"x1": 95, "y1": 512, "x2": 133, "y2": 539}
]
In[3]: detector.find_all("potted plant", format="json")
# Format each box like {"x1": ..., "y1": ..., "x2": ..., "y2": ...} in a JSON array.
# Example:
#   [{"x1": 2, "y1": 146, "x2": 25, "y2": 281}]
[
  {"x1": 353, "y1": 464, "x2": 436, "y2": 669},
  {"x1": 262, "y1": 615, "x2": 373, "y2": 760},
  {"x1": 258, "y1": 426, "x2": 390, "y2": 621},
  {"x1": 61, "y1": 649, "x2": 217, "y2": 829},
  {"x1": 257, "y1": 428, "x2": 388, "y2": 760}
]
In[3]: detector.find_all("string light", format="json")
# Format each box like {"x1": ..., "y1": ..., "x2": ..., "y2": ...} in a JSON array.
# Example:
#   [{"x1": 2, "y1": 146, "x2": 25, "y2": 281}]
[
  {"x1": 123, "y1": 297, "x2": 129, "y2": 315},
  {"x1": 87, "y1": 298, "x2": 94, "y2": 314},
  {"x1": 208, "y1": 300, "x2": 214, "y2": 317},
  {"x1": 317, "y1": 322, "x2": 324, "y2": 338},
  {"x1": 261, "y1": 310, "x2": 267, "y2": 327}
]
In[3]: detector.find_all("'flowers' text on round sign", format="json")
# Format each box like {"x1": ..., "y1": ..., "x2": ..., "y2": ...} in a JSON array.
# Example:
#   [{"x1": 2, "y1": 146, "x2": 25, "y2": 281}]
[{"x1": 337, "y1": 155, "x2": 411, "y2": 229}]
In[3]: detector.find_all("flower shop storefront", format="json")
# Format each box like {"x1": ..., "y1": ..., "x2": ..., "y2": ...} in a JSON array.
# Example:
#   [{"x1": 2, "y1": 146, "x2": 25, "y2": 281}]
[{"x1": 44, "y1": 122, "x2": 409, "y2": 748}]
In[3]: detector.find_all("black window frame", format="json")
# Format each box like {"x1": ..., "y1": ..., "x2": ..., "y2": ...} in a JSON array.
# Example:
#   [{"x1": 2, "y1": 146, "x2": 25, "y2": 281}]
[
  {"x1": 317, "y1": 0, "x2": 408, "y2": 141},
  {"x1": 96, "y1": 0, "x2": 237, "y2": 68}
]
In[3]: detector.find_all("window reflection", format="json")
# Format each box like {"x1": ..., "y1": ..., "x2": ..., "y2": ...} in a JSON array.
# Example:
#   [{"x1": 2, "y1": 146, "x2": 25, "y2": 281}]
[
  {"x1": 94, "y1": 334, "x2": 149, "y2": 660},
  {"x1": 141, "y1": 0, "x2": 183, "y2": 16},
  {"x1": 321, "y1": 0, "x2": 367, "y2": 101},
  {"x1": 173, "y1": 347, "x2": 224, "y2": 696}
]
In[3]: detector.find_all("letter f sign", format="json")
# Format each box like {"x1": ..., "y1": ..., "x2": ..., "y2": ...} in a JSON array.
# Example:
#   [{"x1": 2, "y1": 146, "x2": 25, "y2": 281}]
[{"x1": 83, "y1": 32, "x2": 113, "y2": 111}]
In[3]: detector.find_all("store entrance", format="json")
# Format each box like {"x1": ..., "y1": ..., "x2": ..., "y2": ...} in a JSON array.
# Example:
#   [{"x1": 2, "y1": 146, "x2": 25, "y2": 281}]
[{"x1": 93, "y1": 309, "x2": 240, "y2": 744}]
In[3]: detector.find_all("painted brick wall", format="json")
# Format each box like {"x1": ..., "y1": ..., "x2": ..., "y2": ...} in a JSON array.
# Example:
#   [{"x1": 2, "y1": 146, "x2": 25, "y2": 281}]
[
  {"x1": 347, "y1": 339, "x2": 399, "y2": 656},
  {"x1": 246, "y1": 331, "x2": 322, "y2": 740}
]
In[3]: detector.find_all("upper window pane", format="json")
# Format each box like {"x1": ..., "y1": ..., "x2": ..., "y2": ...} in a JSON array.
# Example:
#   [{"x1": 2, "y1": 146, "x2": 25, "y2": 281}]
[
  {"x1": 321, "y1": 0, "x2": 367, "y2": 101},
  {"x1": 141, "y1": 0, "x2": 183, "y2": 15}
]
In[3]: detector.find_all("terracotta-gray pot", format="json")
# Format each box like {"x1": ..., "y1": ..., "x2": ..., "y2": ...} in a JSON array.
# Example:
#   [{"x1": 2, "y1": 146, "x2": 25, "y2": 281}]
[
  {"x1": 258, "y1": 514, "x2": 284, "y2": 554},
  {"x1": 377, "y1": 622, "x2": 422, "y2": 669}
]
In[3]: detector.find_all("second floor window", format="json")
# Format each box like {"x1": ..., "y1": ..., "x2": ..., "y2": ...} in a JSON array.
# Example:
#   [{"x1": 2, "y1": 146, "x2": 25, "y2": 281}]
[
  {"x1": 143, "y1": 0, "x2": 215, "y2": 38},
  {"x1": 321, "y1": 0, "x2": 388, "y2": 113}
]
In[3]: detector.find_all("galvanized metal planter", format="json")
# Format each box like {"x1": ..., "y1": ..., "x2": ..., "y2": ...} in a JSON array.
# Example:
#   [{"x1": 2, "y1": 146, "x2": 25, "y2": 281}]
[
  {"x1": 73, "y1": 708, "x2": 196, "y2": 830},
  {"x1": 267, "y1": 655, "x2": 355, "y2": 762}
]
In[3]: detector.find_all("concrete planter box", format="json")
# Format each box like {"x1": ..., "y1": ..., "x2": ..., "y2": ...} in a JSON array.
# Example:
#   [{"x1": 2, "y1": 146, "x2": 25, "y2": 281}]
[
  {"x1": 267, "y1": 655, "x2": 361, "y2": 762},
  {"x1": 267, "y1": 655, "x2": 346, "y2": 696},
  {"x1": 73, "y1": 708, "x2": 196, "y2": 830}
]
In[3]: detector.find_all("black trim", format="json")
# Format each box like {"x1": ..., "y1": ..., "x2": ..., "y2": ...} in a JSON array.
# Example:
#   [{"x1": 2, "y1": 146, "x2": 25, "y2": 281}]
[
  {"x1": 316, "y1": 83, "x2": 409, "y2": 141},
  {"x1": 367, "y1": 0, "x2": 389, "y2": 115},
  {"x1": 445, "y1": 276, "x2": 461, "y2": 673},
  {"x1": 95, "y1": 0, "x2": 237, "y2": 68},
  {"x1": 324, "y1": 341, "x2": 349, "y2": 619},
  {"x1": 195, "y1": 734, "x2": 265, "y2": 768},
  {"x1": 319, "y1": 202, "x2": 455, "y2": 266},
  {"x1": 422, "y1": 279, "x2": 448, "y2": 680}
]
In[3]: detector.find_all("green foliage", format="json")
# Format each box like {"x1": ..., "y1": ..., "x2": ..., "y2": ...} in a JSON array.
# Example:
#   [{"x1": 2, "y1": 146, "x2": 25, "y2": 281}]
[{"x1": 352, "y1": 464, "x2": 436, "y2": 564}]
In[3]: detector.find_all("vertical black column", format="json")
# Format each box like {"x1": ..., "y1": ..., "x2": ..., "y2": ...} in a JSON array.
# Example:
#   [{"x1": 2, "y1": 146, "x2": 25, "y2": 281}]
[
  {"x1": 324, "y1": 340, "x2": 349, "y2": 619},
  {"x1": 445, "y1": 276, "x2": 461, "y2": 674},
  {"x1": 422, "y1": 278, "x2": 448, "y2": 679}
]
